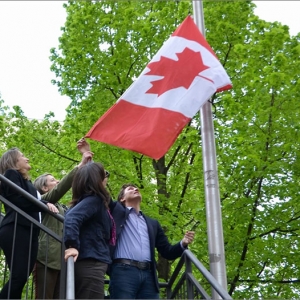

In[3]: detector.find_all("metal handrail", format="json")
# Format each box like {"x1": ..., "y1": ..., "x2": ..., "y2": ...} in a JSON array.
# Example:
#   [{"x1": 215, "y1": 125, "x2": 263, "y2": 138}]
[
  {"x1": 167, "y1": 249, "x2": 232, "y2": 299},
  {"x1": 0, "y1": 195, "x2": 62, "y2": 243},
  {"x1": 0, "y1": 174, "x2": 232, "y2": 300},
  {"x1": 0, "y1": 174, "x2": 67, "y2": 299},
  {"x1": 0, "y1": 174, "x2": 64, "y2": 222}
]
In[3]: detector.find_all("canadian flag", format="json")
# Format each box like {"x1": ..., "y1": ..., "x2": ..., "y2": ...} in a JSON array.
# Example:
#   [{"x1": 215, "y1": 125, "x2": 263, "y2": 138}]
[{"x1": 86, "y1": 15, "x2": 232, "y2": 160}]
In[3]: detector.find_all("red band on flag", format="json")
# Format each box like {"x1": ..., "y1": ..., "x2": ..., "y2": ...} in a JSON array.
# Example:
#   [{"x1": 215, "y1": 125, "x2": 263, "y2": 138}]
[
  {"x1": 86, "y1": 100, "x2": 190, "y2": 160},
  {"x1": 86, "y1": 15, "x2": 232, "y2": 159}
]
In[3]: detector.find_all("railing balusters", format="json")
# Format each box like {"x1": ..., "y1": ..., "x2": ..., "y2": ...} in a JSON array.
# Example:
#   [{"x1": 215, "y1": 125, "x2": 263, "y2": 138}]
[
  {"x1": 167, "y1": 250, "x2": 232, "y2": 299},
  {"x1": 0, "y1": 174, "x2": 232, "y2": 299},
  {"x1": 0, "y1": 174, "x2": 66, "y2": 299}
]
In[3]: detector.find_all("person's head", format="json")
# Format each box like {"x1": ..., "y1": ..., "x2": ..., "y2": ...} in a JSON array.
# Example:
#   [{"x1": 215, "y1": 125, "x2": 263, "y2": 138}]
[
  {"x1": 117, "y1": 183, "x2": 141, "y2": 206},
  {"x1": 0, "y1": 147, "x2": 31, "y2": 179},
  {"x1": 70, "y1": 162, "x2": 110, "y2": 208},
  {"x1": 34, "y1": 173, "x2": 60, "y2": 195}
]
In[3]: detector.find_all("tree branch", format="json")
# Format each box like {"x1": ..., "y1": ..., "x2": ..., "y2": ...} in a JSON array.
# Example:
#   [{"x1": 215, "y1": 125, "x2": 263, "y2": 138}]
[{"x1": 34, "y1": 138, "x2": 78, "y2": 163}]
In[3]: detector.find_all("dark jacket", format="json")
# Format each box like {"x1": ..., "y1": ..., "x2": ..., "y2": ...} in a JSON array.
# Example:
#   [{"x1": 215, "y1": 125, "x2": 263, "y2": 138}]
[
  {"x1": 0, "y1": 169, "x2": 47, "y2": 228},
  {"x1": 64, "y1": 195, "x2": 112, "y2": 264},
  {"x1": 109, "y1": 200, "x2": 184, "y2": 292}
]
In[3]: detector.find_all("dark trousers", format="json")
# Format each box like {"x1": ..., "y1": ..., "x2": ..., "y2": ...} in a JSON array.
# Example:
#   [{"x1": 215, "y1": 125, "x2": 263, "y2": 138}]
[
  {"x1": 33, "y1": 261, "x2": 60, "y2": 299},
  {"x1": 0, "y1": 224, "x2": 38, "y2": 299},
  {"x1": 75, "y1": 258, "x2": 108, "y2": 299}
]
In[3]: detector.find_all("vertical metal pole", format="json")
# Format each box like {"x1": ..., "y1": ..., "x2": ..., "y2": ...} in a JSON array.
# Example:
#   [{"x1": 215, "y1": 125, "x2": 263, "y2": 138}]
[
  {"x1": 192, "y1": 1, "x2": 228, "y2": 298},
  {"x1": 66, "y1": 257, "x2": 75, "y2": 299}
]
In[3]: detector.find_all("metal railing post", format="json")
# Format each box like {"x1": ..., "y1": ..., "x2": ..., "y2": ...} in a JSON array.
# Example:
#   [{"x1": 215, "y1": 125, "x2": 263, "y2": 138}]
[{"x1": 66, "y1": 257, "x2": 75, "y2": 299}]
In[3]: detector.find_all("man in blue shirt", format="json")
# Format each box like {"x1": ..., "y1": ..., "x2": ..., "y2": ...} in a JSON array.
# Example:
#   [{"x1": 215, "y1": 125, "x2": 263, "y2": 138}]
[{"x1": 109, "y1": 183, "x2": 195, "y2": 299}]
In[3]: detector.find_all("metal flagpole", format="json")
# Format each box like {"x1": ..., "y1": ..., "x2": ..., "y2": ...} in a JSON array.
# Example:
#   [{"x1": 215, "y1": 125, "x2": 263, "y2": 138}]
[{"x1": 192, "y1": 0, "x2": 228, "y2": 298}]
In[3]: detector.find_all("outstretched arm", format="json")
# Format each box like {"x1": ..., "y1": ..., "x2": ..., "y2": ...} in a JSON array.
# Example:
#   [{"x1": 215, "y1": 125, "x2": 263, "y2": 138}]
[
  {"x1": 42, "y1": 142, "x2": 93, "y2": 203},
  {"x1": 41, "y1": 168, "x2": 77, "y2": 203}
]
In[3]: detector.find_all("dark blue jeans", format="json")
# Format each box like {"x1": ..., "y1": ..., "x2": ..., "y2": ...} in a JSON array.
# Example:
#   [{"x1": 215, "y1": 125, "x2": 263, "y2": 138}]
[{"x1": 109, "y1": 263, "x2": 159, "y2": 299}]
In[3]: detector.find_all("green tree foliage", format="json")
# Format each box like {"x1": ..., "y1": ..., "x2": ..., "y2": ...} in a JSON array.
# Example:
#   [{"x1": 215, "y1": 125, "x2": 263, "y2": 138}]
[
  {"x1": 0, "y1": 0, "x2": 300, "y2": 298},
  {"x1": 49, "y1": 0, "x2": 300, "y2": 297},
  {"x1": 0, "y1": 100, "x2": 82, "y2": 204},
  {"x1": 216, "y1": 11, "x2": 300, "y2": 299},
  {"x1": 51, "y1": 0, "x2": 204, "y2": 283}
]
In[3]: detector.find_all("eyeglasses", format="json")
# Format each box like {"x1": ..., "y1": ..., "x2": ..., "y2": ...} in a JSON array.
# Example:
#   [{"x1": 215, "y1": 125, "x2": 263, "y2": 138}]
[{"x1": 105, "y1": 170, "x2": 110, "y2": 178}]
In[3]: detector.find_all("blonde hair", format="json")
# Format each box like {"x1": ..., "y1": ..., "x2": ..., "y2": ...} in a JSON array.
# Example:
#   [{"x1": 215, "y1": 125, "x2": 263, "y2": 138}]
[
  {"x1": 0, "y1": 147, "x2": 30, "y2": 179},
  {"x1": 33, "y1": 173, "x2": 52, "y2": 195}
]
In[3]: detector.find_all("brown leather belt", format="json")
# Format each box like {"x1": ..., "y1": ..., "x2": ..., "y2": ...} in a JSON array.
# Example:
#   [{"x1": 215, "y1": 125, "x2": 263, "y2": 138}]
[{"x1": 113, "y1": 259, "x2": 151, "y2": 270}]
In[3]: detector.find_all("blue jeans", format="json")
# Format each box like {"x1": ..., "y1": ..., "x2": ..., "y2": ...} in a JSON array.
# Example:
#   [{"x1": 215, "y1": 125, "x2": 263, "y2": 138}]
[{"x1": 109, "y1": 263, "x2": 159, "y2": 299}]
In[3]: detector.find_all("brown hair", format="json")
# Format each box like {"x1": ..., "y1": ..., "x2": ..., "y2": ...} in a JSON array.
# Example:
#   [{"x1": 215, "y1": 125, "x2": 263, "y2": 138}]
[
  {"x1": 0, "y1": 147, "x2": 29, "y2": 179},
  {"x1": 117, "y1": 183, "x2": 138, "y2": 201},
  {"x1": 70, "y1": 162, "x2": 110, "y2": 208}
]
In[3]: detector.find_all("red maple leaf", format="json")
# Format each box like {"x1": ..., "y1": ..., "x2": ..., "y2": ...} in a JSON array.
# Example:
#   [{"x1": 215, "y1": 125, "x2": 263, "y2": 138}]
[{"x1": 145, "y1": 47, "x2": 213, "y2": 97}]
